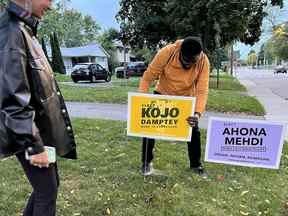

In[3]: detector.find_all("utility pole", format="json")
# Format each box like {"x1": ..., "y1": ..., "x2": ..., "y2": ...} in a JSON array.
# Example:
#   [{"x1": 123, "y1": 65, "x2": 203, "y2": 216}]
[
  {"x1": 124, "y1": 44, "x2": 127, "y2": 79},
  {"x1": 230, "y1": 44, "x2": 234, "y2": 76}
]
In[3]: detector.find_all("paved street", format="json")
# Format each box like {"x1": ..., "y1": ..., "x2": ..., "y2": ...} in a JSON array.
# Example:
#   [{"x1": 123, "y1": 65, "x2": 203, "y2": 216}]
[
  {"x1": 236, "y1": 67, "x2": 288, "y2": 139},
  {"x1": 235, "y1": 67, "x2": 288, "y2": 100}
]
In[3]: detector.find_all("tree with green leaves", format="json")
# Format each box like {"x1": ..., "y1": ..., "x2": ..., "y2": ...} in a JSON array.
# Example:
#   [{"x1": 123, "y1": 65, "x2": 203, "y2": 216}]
[
  {"x1": 0, "y1": 1, "x2": 100, "y2": 47},
  {"x1": 97, "y1": 28, "x2": 120, "y2": 71},
  {"x1": 38, "y1": 3, "x2": 100, "y2": 47},
  {"x1": 131, "y1": 47, "x2": 156, "y2": 64},
  {"x1": 209, "y1": 48, "x2": 229, "y2": 70},
  {"x1": 41, "y1": 37, "x2": 50, "y2": 63},
  {"x1": 97, "y1": 28, "x2": 119, "y2": 54},
  {"x1": 263, "y1": 39, "x2": 276, "y2": 65},
  {"x1": 257, "y1": 44, "x2": 265, "y2": 65},
  {"x1": 263, "y1": 22, "x2": 288, "y2": 64},
  {"x1": 53, "y1": 32, "x2": 66, "y2": 74},
  {"x1": 271, "y1": 23, "x2": 288, "y2": 61},
  {"x1": 117, "y1": 0, "x2": 284, "y2": 52},
  {"x1": 50, "y1": 33, "x2": 56, "y2": 72},
  {"x1": 0, "y1": 0, "x2": 7, "y2": 7},
  {"x1": 50, "y1": 32, "x2": 66, "y2": 74},
  {"x1": 247, "y1": 50, "x2": 257, "y2": 68}
]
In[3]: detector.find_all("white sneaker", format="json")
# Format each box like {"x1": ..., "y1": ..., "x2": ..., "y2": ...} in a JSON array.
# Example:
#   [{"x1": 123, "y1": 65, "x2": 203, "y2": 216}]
[{"x1": 141, "y1": 163, "x2": 153, "y2": 176}]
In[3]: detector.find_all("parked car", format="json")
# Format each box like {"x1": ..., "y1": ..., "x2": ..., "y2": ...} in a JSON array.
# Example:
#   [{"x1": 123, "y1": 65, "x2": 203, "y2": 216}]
[
  {"x1": 116, "y1": 61, "x2": 147, "y2": 78},
  {"x1": 274, "y1": 64, "x2": 287, "y2": 74},
  {"x1": 71, "y1": 63, "x2": 111, "y2": 83},
  {"x1": 114, "y1": 62, "x2": 126, "y2": 78}
]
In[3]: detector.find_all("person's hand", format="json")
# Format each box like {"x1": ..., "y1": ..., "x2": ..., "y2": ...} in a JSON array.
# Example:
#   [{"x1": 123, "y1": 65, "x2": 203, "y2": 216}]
[
  {"x1": 30, "y1": 151, "x2": 49, "y2": 168},
  {"x1": 186, "y1": 113, "x2": 200, "y2": 127}
]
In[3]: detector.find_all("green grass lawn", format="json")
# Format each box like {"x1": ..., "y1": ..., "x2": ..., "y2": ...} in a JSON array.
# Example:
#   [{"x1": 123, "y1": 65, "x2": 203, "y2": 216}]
[
  {"x1": 55, "y1": 73, "x2": 73, "y2": 82},
  {"x1": 209, "y1": 74, "x2": 246, "y2": 92},
  {"x1": 0, "y1": 119, "x2": 287, "y2": 215},
  {"x1": 59, "y1": 75, "x2": 265, "y2": 116}
]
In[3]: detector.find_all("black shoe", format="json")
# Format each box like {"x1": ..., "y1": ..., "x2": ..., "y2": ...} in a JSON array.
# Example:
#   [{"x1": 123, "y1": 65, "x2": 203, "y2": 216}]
[
  {"x1": 141, "y1": 163, "x2": 153, "y2": 176},
  {"x1": 190, "y1": 165, "x2": 208, "y2": 178}
]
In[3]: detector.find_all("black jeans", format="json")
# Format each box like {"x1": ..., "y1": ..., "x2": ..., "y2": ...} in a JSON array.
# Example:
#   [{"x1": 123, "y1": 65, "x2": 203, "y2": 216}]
[
  {"x1": 142, "y1": 126, "x2": 202, "y2": 168},
  {"x1": 142, "y1": 90, "x2": 202, "y2": 168},
  {"x1": 16, "y1": 151, "x2": 59, "y2": 216}
]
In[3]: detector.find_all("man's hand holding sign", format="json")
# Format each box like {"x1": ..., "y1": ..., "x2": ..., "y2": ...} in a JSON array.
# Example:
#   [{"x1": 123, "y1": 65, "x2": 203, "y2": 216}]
[{"x1": 186, "y1": 112, "x2": 201, "y2": 128}]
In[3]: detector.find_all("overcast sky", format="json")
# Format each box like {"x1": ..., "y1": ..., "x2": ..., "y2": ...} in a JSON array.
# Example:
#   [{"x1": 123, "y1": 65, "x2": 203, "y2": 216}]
[{"x1": 68, "y1": 0, "x2": 120, "y2": 30}]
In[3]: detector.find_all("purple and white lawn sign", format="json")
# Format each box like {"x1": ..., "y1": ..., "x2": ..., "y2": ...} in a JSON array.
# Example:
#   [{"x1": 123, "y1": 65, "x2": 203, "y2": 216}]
[{"x1": 205, "y1": 117, "x2": 286, "y2": 169}]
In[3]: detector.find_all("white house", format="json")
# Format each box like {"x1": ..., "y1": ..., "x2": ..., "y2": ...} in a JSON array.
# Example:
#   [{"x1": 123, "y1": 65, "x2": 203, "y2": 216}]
[
  {"x1": 48, "y1": 43, "x2": 110, "y2": 75},
  {"x1": 113, "y1": 40, "x2": 135, "y2": 64}
]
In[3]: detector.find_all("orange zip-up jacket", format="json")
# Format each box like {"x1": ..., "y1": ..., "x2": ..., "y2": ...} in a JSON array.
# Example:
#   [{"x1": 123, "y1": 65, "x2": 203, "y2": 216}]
[{"x1": 138, "y1": 40, "x2": 210, "y2": 114}]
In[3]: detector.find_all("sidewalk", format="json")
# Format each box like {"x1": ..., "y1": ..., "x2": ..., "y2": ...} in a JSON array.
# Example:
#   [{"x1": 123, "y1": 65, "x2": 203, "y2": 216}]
[
  {"x1": 237, "y1": 78, "x2": 288, "y2": 140},
  {"x1": 65, "y1": 102, "x2": 264, "y2": 129}
]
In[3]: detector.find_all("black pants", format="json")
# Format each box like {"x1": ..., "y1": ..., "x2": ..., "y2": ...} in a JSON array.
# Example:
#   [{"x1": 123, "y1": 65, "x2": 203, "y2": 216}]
[
  {"x1": 142, "y1": 126, "x2": 202, "y2": 168},
  {"x1": 16, "y1": 151, "x2": 59, "y2": 216}
]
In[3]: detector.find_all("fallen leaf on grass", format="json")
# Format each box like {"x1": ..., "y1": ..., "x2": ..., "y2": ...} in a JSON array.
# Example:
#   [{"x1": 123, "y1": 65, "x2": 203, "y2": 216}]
[
  {"x1": 106, "y1": 208, "x2": 111, "y2": 215},
  {"x1": 216, "y1": 175, "x2": 225, "y2": 181},
  {"x1": 241, "y1": 191, "x2": 249, "y2": 196},
  {"x1": 172, "y1": 183, "x2": 179, "y2": 189},
  {"x1": 240, "y1": 210, "x2": 249, "y2": 215},
  {"x1": 228, "y1": 187, "x2": 234, "y2": 192},
  {"x1": 115, "y1": 153, "x2": 126, "y2": 158}
]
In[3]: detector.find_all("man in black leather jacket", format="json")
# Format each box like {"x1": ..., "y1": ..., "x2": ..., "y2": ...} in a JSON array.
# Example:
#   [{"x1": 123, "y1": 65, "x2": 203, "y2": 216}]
[{"x1": 0, "y1": 0, "x2": 77, "y2": 215}]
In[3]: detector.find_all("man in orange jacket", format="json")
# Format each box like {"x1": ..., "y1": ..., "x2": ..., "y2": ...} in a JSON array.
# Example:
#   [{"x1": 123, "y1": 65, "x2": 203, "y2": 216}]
[{"x1": 138, "y1": 36, "x2": 210, "y2": 176}]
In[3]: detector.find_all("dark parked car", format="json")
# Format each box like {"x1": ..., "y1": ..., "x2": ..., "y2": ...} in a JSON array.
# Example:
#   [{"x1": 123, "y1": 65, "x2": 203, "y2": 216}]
[
  {"x1": 71, "y1": 63, "x2": 111, "y2": 83},
  {"x1": 116, "y1": 61, "x2": 147, "y2": 78},
  {"x1": 274, "y1": 64, "x2": 287, "y2": 74}
]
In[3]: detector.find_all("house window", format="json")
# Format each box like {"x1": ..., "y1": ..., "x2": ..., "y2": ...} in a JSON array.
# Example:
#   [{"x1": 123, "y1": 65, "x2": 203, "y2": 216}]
[
  {"x1": 96, "y1": 57, "x2": 105, "y2": 62},
  {"x1": 118, "y1": 47, "x2": 124, "y2": 53}
]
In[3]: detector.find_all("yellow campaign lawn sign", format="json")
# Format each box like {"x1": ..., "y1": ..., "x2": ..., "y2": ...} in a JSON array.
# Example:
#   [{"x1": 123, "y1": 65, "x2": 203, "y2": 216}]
[{"x1": 127, "y1": 92, "x2": 196, "y2": 141}]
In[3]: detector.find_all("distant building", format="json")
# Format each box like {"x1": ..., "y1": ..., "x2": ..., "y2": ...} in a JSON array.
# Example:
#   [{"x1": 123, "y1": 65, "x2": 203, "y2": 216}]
[
  {"x1": 113, "y1": 40, "x2": 135, "y2": 64},
  {"x1": 48, "y1": 44, "x2": 110, "y2": 75},
  {"x1": 222, "y1": 49, "x2": 242, "y2": 71}
]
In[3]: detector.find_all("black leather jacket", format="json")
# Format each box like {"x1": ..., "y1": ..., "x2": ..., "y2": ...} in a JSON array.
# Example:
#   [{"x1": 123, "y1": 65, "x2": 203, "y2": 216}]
[{"x1": 0, "y1": 2, "x2": 77, "y2": 159}]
